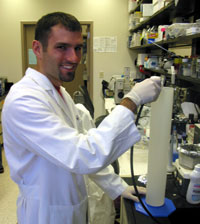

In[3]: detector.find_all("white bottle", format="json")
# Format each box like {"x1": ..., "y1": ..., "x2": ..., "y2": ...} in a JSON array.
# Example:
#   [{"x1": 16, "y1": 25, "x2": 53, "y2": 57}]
[{"x1": 186, "y1": 164, "x2": 200, "y2": 204}]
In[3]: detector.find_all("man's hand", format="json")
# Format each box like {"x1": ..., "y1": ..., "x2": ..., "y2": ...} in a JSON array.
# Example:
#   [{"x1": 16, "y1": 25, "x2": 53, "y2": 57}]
[
  {"x1": 121, "y1": 185, "x2": 146, "y2": 202},
  {"x1": 124, "y1": 76, "x2": 161, "y2": 107}
]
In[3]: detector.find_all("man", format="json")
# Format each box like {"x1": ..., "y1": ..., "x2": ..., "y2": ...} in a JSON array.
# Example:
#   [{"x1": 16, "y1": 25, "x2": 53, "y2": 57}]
[{"x1": 2, "y1": 12, "x2": 161, "y2": 224}]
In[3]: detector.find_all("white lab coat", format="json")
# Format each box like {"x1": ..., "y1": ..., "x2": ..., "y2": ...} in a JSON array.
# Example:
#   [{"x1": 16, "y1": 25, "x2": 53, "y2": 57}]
[{"x1": 2, "y1": 68, "x2": 141, "y2": 224}]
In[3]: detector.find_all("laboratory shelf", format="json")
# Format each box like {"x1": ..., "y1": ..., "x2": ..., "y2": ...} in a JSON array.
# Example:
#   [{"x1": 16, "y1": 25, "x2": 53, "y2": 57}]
[
  {"x1": 129, "y1": 0, "x2": 200, "y2": 106},
  {"x1": 141, "y1": 67, "x2": 200, "y2": 86},
  {"x1": 129, "y1": 33, "x2": 200, "y2": 50},
  {"x1": 129, "y1": 1, "x2": 175, "y2": 33},
  {"x1": 129, "y1": 0, "x2": 152, "y2": 14},
  {"x1": 129, "y1": 0, "x2": 196, "y2": 34}
]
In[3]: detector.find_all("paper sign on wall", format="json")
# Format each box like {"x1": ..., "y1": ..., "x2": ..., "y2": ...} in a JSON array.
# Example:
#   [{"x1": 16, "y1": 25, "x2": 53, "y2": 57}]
[
  {"x1": 93, "y1": 36, "x2": 117, "y2": 52},
  {"x1": 28, "y1": 49, "x2": 37, "y2": 65}
]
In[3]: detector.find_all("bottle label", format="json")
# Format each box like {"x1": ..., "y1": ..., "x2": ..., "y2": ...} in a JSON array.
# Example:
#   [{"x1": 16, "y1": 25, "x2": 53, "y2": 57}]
[
  {"x1": 191, "y1": 184, "x2": 200, "y2": 201},
  {"x1": 193, "y1": 184, "x2": 200, "y2": 189},
  {"x1": 192, "y1": 195, "x2": 200, "y2": 201}
]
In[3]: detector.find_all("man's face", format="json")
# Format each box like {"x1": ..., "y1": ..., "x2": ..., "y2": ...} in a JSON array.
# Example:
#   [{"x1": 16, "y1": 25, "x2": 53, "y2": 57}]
[{"x1": 39, "y1": 24, "x2": 83, "y2": 85}]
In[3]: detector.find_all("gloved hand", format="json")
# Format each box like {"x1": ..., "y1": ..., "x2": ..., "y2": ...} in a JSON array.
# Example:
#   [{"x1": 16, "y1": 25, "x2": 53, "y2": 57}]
[
  {"x1": 124, "y1": 76, "x2": 161, "y2": 106},
  {"x1": 121, "y1": 185, "x2": 146, "y2": 202}
]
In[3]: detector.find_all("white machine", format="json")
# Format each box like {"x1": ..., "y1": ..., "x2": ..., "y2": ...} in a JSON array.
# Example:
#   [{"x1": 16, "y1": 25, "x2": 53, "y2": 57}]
[
  {"x1": 113, "y1": 76, "x2": 124, "y2": 104},
  {"x1": 173, "y1": 159, "x2": 192, "y2": 197},
  {"x1": 109, "y1": 67, "x2": 131, "y2": 104}
]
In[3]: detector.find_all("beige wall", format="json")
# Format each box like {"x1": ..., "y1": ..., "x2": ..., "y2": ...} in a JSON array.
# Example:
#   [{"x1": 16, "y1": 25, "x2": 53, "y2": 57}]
[{"x1": 0, "y1": 0, "x2": 136, "y2": 118}]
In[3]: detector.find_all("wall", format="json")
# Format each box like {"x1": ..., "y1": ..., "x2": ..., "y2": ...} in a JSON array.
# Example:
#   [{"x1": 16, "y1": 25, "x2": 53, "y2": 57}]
[{"x1": 0, "y1": 0, "x2": 136, "y2": 118}]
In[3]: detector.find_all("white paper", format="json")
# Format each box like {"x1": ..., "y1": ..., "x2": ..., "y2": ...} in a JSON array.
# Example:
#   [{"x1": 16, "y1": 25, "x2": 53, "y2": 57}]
[
  {"x1": 93, "y1": 36, "x2": 117, "y2": 52},
  {"x1": 28, "y1": 49, "x2": 37, "y2": 65}
]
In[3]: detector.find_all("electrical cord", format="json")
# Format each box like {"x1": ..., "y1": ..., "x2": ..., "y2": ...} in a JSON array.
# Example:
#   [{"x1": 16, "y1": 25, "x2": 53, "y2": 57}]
[{"x1": 130, "y1": 104, "x2": 163, "y2": 224}]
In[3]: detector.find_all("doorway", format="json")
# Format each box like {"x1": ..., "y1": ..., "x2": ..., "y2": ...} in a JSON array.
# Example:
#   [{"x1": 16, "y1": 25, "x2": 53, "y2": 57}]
[{"x1": 21, "y1": 21, "x2": 93, "y2": 100}]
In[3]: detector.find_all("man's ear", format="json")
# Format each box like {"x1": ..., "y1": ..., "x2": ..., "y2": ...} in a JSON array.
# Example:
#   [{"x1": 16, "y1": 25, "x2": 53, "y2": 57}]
[{"x1": 32, "y1": 40, "x2": 43, "y2": 59}]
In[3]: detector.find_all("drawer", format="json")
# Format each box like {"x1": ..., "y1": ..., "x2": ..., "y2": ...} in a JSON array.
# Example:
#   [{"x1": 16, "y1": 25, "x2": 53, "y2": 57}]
[
  {"x1": 0, "y1": 99, "x2": 4, "y2": 110},
  {"x1": 0, "y1": 134, "x2": 3, "y2": 145}
]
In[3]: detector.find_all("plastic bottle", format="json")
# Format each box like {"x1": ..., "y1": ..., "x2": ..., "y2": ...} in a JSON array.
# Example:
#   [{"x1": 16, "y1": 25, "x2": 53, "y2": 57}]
[
  {"x1": 182, "y1": 57, "x2": 191, "y2": 76},
  {"x1": 196, "y1": 58, "x2": 200, "y2": 78},
  {"x1": 186, "y1": 164, "x2": 200, "y2": 204},
  {"x1": 186, "y1": 114, "x2": 195, "y2": 144}
]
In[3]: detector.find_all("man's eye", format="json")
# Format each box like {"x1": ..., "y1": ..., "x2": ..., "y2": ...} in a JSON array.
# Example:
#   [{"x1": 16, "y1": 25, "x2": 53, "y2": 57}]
[
  {"x1": 75, "y1": 46, "x2": 82, "y2": 52},
  {"x1": 57, "y1": 45, "x2": 66, "y2": 50}
]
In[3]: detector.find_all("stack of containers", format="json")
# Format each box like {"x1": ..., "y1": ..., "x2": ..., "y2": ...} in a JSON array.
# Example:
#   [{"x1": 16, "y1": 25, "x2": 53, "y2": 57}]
[
  {"x1": 129, "y1": 11, "x2": 142, "y2": 31},
  {"x1": 153, "y1": 0, "x2": 170, "y2": 14},
  {"x1": 128, "y1": 0, "x2": 137, "y2": 13},
  {"x1": 140, "y1": 3, "x2": 153, "y2": 22}
]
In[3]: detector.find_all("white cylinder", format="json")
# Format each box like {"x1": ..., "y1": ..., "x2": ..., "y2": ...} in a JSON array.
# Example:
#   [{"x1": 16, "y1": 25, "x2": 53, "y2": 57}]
[{"x1": 146, "y1": 87, "x2": 174, "y2": 207}]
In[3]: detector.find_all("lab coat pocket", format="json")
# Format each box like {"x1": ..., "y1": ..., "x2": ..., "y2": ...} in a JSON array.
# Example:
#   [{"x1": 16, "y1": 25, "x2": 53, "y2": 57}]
[
  {"x1": 17, "y1": 195, "x2": 40, "y2": 224},
  {"x1": 49, "y1": 197, "x2": 88, "y2": 224},
  {"x1": 17, "y1": 185, "x2": 40, "y2": 224}
]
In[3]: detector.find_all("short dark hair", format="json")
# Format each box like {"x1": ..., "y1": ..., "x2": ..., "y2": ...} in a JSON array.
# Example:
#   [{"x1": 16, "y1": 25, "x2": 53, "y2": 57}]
[{"x1": 35, "y1": 12, "x2": 82, "y2": 50}]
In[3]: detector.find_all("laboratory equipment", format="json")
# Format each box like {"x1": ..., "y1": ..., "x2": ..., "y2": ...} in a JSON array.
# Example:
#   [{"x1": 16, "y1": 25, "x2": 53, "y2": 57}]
[
  {"x1": 182, "y1": 58, "x2": 192, "y2": 77},
  {"x1": 173, "y1": 146, "x2": 200, "y2": 200},
  {"x1": 177, "y1": 144, "x2": 200, "y2": 170},
  {"x1": 173, "y1": 159, "x2": 191, "y2": 197},
  {"x1": 108, "y1": 68, "x2": 131, "y2": 104},
  {"x1": 137, "y1": 54, "x2": 148, "y2": 66},
  {"x1": 196, "y1": 58, "x2": 200, "y2": 78},
  {"x1": 168, "y1": 124, "x2": 177, "y2": 172},
  {"x1": 123, "y1": 67, "x2": 131, "y2": 97},
  {"x1": 194, "y1": 124, "x2": 200, "y2": 144},
  {"x1": 135, "y1": 87, "x2": 176, "y2": 217},
  {"x1": 113, "y1": 76, "x2": 125, "y2": 104}
]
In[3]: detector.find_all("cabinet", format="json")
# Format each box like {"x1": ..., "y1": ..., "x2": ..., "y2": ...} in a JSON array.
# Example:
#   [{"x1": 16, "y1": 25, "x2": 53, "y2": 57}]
[
  {"x1": 0, "y1": 96, "x2": 6, "y2": 146},
  {"x1": 0, "y1": 96, "x2": 5, "y2": 172},
  {"x1": 128, "y1": 0, "x2": 200, "y2": 105}
]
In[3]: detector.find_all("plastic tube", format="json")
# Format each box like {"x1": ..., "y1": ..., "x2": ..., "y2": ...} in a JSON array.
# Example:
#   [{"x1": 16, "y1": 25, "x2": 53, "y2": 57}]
[{"x1": 146, "y1": 87, "x2": 174, "y2": 207}]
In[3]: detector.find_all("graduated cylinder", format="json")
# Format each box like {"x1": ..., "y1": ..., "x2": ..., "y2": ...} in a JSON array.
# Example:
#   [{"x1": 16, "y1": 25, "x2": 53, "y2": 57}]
[{"x1": 146, "y1": 87, "x2": 174, "y2": 207}]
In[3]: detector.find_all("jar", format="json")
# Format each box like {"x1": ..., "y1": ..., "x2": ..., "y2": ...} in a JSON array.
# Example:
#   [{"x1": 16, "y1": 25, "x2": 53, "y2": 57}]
[
  {"x1": 191, "y1": 57, "x2": 197, "y2": 78},
  {"x1": 174, "y1": 57, "x2": 182, "y2": 75},
  {"x1": 182, "y1": 58, "x2": 191, "y2": 76},
  {"x1": 196, "y1": 58, "x2": 200, "y2": 78}
]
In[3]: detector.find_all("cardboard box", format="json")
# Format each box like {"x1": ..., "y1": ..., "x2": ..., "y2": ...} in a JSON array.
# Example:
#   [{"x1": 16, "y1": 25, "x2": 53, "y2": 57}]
[
  {"x1": 153, "y1": 0, "x2": 158, "y2": 4},
  {"x1": 153, "y1": 2, "x2": 165, "y2": 14},
  {"x1": 141, "y1": 4, "x2": 153, "y2": 17}
]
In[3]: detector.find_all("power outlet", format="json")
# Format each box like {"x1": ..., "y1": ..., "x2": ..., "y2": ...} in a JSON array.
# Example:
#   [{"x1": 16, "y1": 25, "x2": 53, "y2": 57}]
[{"x1": 99, "y1": 71, "x2": 104, "y2": 78}]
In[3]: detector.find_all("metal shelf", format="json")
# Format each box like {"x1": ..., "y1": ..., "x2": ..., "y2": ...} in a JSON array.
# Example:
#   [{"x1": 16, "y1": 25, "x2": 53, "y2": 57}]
[
  {"x1": 130, "y1": 0, "x2": 200, "y2": 96},
  {"x1": 141, "y1": 67, "x2": 200, "y2": 85},
  {"x1": 129, "y1": 1, "x2": 175, "y2": 33},
  {"x1": 130, "y1": 33, "x2": 200, "y2": 50},
  {"x1": 129, "y1": 0, "x2": 196, "y2": 33},
  {"x1": 129, "y1": 0, "x2": 152, "y2": 14}
]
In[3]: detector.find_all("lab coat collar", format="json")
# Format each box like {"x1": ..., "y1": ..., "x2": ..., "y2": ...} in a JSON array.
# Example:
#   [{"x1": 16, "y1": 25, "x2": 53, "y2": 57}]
[
  {"x1": 25, "y1": 68, "x2": 64, "y2": 108},
  {"x1": 25, "y1": 67, "x2": 78, "y2": 128},
  {"x1": 25, "y1": 67, "x2": 54, "y2": 91}
]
